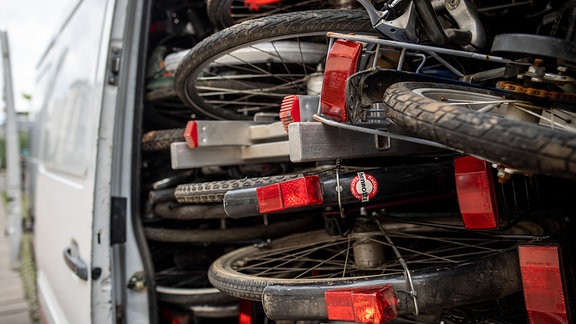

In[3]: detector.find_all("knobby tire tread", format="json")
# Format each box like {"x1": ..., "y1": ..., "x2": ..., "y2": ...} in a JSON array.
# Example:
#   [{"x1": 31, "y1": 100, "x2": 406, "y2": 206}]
[{"x1": 141, "y1": 128, "x2": 184, "y2": 152}]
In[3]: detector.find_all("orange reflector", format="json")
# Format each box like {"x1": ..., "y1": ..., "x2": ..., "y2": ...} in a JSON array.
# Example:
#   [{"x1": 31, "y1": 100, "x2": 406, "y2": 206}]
[
  {"x1": 184, "y1": 121, "x2": 198, "y2": 148},
  {"x1": 325, "y1": 285, "x2": 398, "y2": 324},
  {"x1": 454, "y1": 156, "x2": 498, "y2": 229},
  {"x1": 280, "y1": 95, "x2": 300, "y2": 132},
  {"x1": 320, "y1": 39, "x2": 363, "y2": 122},
  {"x1": 519, "y1": 245, "x2": 569, "y2": 324},
  {"x1": 256, "y1": 176, "x2": 323, "y2": 214}
]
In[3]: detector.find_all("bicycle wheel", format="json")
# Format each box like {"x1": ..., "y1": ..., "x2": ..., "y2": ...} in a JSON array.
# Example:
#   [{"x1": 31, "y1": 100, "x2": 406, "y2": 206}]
[
  {"x1": 141, "y1": 128, "x2": 184, "y2": 152},
  {"x1": 208, "y1": 221, "x2": 533, "y2": 306},
  {"x1": 206, "y1": 0, "x2": 346, "y2": 29},
  {"x1": 174, "y1": 174, "x2": 302, "y2": 204},
  {"x1": 153, "y1": 202, "x2": 227, "y2": 220},
  {"x1": 153, "y1": 245, "x2": 237, "y2": 306},
  {"x1": 174, "y1": 9, "x2": 373, "y2": 120},
  {"x1": 144, "y1": 213, "x2": 320, "y2": 243},
  {"x1": 383, "y1": 81, "x2": 576, "y2": 180}
]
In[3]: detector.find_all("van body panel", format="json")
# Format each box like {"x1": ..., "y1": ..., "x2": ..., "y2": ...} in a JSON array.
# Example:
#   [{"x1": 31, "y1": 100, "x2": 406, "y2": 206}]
[{"x1": 32, "y1": 0, "x2": 119, "y2": 322}]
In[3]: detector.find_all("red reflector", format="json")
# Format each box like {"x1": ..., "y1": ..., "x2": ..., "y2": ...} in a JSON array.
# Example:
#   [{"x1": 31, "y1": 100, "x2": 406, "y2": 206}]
[
  {"x1": 244, "y1": 0, "x2": 282, "y2": 11},
  {"x1": 184, "y1": 121, "x2": 198, "y2": 148},
  {"x1": 256, "y1": 176, "x2": 323, "y2": 214},
  {"x1": 280, "y1": 95, "x2": 300, "y2": 132},
  {"x1": 239, "y1": 299, "x2": 252, "y2": 324},
  {"x1": 519, "y1": 245, "x2": 568, "y2": 324},
  {"x1": 325, "y1": 285, "x2": 398, "y2": 324},
  {"x1": 320, "y1": 39, "x2": 362, "y2": 122},
  {"x1": 454, "y1": 156, "x2": 498, "y2": 229}
]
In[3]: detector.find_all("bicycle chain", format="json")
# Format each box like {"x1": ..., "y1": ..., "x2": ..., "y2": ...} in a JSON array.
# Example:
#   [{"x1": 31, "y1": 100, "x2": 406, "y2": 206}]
[{"x1": 496, "y1": 81, "x2": 576, "y2": 103}]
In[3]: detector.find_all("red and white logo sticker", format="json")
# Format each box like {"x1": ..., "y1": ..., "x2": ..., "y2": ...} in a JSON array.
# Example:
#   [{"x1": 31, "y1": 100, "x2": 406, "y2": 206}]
[{"x1": 350, "y1": 172, "x2": 378, "y2": 202}]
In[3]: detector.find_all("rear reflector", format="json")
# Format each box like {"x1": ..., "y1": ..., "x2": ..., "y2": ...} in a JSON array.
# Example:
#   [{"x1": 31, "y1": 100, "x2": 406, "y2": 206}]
[
  {"x1": 244, "y1": 0, "x2": 282, "y2": 11},
  {"x1": 320, "y1": 39, "x2": 363, "y2": 122},
  {"x1": 454, "y1": 156, "x2": 498, "y2": 229},
  {"x1": 280, "y1": 95, "x2": 300, "y2": 132},
  {"x1": 256, "y1": 176, "x2": 323, "y2": 214},
  {"x1": 519, "y1": 245, "x2": 569, "y2": 324},
  {"x1": 279, "y1": 95, "x2": 320, "y2": 132},
  {"x1": 239, "y1": 299, "x2": 252, "y2": 324},
  {"x1": 325, "y1": 285, "x2": 398, "y2": 324},
  {"x1": 184, "y1": 121, "x2": 198, "y2": 148}
]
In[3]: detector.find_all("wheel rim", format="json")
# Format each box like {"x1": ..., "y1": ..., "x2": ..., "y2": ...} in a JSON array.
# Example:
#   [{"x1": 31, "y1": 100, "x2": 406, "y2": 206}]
[
  {"x1": 413, "y1": 87, "x2": 576, "y2": 132},
  {"x1": 184, "y1": 35, "x2": 330, "y2": 119},
  {"x1": 221, "y1": 223, "x2": 528, "y2": 282}
]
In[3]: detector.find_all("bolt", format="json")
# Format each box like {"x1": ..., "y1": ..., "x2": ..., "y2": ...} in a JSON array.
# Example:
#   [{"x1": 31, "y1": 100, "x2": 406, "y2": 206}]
[
  {"x1": 127, "y1": 272, "x2": 147, "y2": 292},
  {"x1": 446, "y1": 0, "x2": 460, "y2": 9}
]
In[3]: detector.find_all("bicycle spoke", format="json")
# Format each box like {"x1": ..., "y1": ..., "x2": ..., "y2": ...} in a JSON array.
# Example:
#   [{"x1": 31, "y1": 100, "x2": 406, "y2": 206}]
[{"x1": 228, "y1": 224, "x2": 516, "y2": 280}]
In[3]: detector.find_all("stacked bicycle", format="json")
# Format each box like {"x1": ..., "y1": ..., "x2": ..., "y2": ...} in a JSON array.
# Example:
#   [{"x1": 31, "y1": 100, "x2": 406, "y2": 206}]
[{"x1": 144, "y1": 0, "x2": 576, "y2": 323}]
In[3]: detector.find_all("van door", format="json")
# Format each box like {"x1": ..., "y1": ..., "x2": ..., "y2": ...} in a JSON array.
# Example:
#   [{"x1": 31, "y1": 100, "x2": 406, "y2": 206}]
[{"x1": 32, "y1": 0, "x2": 138, "y2": 322}]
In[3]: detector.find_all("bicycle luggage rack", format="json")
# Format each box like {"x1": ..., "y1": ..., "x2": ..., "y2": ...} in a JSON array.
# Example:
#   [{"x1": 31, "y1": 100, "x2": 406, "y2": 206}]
[{"x1": 172, "y1": 33, "x2": 526, "y2": 169}]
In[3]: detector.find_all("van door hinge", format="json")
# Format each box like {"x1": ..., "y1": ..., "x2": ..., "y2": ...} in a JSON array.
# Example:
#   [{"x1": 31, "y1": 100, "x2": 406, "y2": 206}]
[
  {"x1": 108, "y1": 47, "x2": 122, "y2": 85},
  {"x1": 110, "y1": 196, "x2": 127, "y2": 245}
]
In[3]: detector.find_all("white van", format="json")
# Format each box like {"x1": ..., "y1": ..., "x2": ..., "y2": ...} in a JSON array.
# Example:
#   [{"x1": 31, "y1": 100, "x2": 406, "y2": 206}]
[{"x1": 29, "y1": 0, "x2": 152, "y2": 322}]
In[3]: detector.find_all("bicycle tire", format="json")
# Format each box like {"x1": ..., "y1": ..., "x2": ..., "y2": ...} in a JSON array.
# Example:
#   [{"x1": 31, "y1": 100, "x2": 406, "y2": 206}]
[
  {"x1": 383, "y1": 81, "x2": 576, "y2": 180},
  {"x1": 141, "y1": 128, "x2": 184, "y2": 152},
  {"x1": 206, "y1": 0, "x2": 337, "y2": 29},
  {"x1": 174, "y1": 9, "x2": 373, "y2": 120},
  {"x1": 156, "y1": 285, "x2": 236, "y2": 306},
  {"x1": 143, "y1": 214, "x2": 318, "y2": 243},
  {"x1": 154, "y1": 202, "x2": 227, "y2": 220},
  {"x1": 207, "y1": 226, "x2": 527, "y2": 306},
  {"x1": 174, "y1": 174, "x2": 302, "y2": 204}
]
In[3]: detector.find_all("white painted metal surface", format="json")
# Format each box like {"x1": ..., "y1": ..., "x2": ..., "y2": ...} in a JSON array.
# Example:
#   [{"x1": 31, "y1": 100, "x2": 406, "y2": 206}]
[{"x1": 1, "y1": 30, "x2": 23, "y2": 270}]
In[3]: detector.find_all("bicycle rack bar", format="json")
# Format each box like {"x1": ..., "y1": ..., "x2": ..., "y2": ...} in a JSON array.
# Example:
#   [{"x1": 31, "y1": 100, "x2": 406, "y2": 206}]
[
  {"x1": 325, "y1": 32, "x2": 521, "y2": 65},
  {"x1": 185, "y1": 120, "x2": 286, "y2": 147},
  {"x1": 171, "y1": 120, "x2": 289, "y2": 168},
  {"x1": 288, "y1": 122, "x2": 445, "y2": 163},
  {"x1": 170, "y1": 142, "x2": 290, "y2": 169}
]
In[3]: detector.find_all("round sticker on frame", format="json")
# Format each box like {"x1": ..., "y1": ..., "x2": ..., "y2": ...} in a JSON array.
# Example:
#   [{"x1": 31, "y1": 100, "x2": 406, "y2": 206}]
[{"x1": 350, "y1": 172, "x2": 378, "y2": 202}]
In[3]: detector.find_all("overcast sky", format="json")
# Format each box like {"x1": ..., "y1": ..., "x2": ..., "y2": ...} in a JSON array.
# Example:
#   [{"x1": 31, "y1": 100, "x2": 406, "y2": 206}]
[{"x1": 0, "y1": 0, "x2": 73, "y2": 113}]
